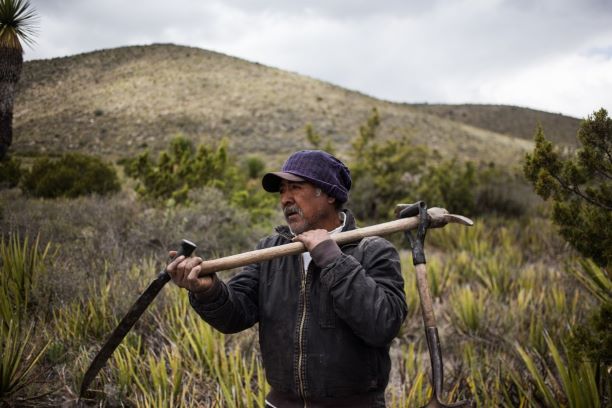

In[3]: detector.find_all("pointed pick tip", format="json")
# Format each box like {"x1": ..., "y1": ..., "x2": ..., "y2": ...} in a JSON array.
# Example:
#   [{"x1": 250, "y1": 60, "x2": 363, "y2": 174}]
[{"x1": 446, "y1": 214, "x2": 474, "y2": 226}]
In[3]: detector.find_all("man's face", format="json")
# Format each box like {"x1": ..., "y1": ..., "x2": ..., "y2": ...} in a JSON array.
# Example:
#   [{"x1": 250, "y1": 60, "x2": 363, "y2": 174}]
[{"x1": 279, "y1": 180, "x2": 336, "y2": 235}]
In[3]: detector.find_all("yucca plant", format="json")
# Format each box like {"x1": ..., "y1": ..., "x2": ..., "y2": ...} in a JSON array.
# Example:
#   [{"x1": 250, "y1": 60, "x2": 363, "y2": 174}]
[
  {"x1": 426, "y1": 257, "x2": 454, "y2": 299},
  {"x1": 131, "y1": 345, "x2": 188, "y2": 407},
  {"x1": 527, "y1": 313, "x2": 547, "y2": 356},
  {"x1": 52, "y1": 283, "x2": 117, "y2": 344},
  {"x1": 462, "y1": 343, "x2": 524, "y2": 407},
  {"x1": 474, "y1": 256, "x2": 514, "y2": 300},
  {"x1": 568, "y1": 259, "x2": 611, "y2": 304},
  {"x1": 0, "y1": 233, "x2": 50, "y2": 324},
  {"x1": 390, "y1": 343, "x2": 432, "y2": 407},
  {"x1": 0, "y1": 319, "x2": 48, "y2": 399},
  {"x1": 0, "y1": 0, "x2": 38, "y2": 159},
  {"x1": 450, "y1": 285, "x2": 487, "y2": 336},
  {"x1": 110, "y1": 337, "x2": 141, "y2": 396},
  {"x1": 155, "y1": 291, "x2": 269, "y2": 407},
  {"x1": 514, "y1": 331, "x2": 601, "y2": 408}
]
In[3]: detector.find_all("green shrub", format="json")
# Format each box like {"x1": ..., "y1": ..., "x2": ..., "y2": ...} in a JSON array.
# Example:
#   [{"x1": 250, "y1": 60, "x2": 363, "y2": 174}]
[
  {"x1": 123, "y1": 136, "x2": 239, "y2": 205},
  {"x1": 349, "y1": 108, "x2": 432, "y2": 221},
  {"x1": 416, "y1": 159, "x2": 477, "y2": 216},
  {"x1": 241, "y1": 155, "x2": 266, "y2": 180},
  {"x1": 476, "y1": 164, "x2": 539, "y2": 217},
  {"x1": 305, "y1": 123, "x2": 336, "y2": 155},
  {"x1": 524, "y1": 109, "x2": 612, "y2": 267},
  {"x1": 21, "y1": 153, "x2": 120, "y2": 198},
  {"x1": 347, "y1": 108, "x2": 531, "y2": 221},
  {"x1": 0, "y1": 157, "x2": 21, "y2": 189}
]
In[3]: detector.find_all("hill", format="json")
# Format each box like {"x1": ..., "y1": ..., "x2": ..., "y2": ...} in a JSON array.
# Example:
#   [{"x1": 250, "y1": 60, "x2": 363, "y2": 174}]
[
  {"x1": 13, "y1": 43, "x2": 580, "y2": 167},
  {"x1": 410, "y1": 103, "x2": 580, "y2": 146}
]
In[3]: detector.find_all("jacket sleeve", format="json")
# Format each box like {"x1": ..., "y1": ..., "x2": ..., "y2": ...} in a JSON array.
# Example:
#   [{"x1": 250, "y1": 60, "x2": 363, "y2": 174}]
[
  {"x1": 319, "y1": 237, "x2": 407, "y2": 347},
  {"x1": 188, "y1": 241, "x2": 264, "y2": 334}
]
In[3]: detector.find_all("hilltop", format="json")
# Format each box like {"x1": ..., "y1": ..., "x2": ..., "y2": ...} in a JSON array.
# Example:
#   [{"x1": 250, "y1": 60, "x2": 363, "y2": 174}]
[{"x1": 13, "y1": 43, "x2": 580, "y2": 167}]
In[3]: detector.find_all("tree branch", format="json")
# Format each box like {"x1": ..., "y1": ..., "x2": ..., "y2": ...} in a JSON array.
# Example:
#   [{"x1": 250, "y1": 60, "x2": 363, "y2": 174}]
[
  {"x1": 593, "y1": 166, "x2": 612, "y2": 181},
  {"x1": 551, "y1": 173, "x2": 612, "y2": 211}
]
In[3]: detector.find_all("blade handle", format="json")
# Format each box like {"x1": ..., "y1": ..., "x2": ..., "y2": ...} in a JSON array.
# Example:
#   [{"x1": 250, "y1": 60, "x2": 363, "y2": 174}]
[{"x1": 159, "y1": 239, "x2": 197, "y2": 281}]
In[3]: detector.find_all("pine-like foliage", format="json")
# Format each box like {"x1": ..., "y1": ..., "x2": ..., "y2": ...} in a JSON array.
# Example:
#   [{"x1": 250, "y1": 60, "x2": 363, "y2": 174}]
[{"x1": 524, "y1": 108, "x2": 612, "y2": 267}]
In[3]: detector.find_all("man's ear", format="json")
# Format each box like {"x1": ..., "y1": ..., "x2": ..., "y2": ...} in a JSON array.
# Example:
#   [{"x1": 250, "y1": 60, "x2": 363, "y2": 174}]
[{"x1": 327, "y1": 196, "x2": 336, "y2": 204}]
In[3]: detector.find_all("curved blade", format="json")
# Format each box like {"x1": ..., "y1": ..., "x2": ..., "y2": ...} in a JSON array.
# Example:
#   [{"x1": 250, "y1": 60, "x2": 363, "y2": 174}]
[
  {"x1": 79, "y1": 239, "x2": 196, "y2": 398},
  {"x1": 79, "y1": 273, "x2": 170, "y2": 397}
]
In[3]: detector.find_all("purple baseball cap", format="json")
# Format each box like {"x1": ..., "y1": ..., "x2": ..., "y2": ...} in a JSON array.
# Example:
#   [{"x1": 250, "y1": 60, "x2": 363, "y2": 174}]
[{"x1": 262, "y1": 150, "x2": 352, "y2": 203}]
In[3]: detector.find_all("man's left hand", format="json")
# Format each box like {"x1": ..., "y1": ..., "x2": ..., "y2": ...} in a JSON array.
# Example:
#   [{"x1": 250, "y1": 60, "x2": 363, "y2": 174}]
[{"x1": 293, "y1": 229, "x2": 331, "y2": 252}]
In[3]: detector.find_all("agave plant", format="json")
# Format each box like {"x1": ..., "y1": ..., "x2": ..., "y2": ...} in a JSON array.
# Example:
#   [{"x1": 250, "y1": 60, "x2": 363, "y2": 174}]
[
  {"x1": 0, "y1": 319, "x2": 49, "y2": 399},
  {"x1": 514, "y1": 331, "x2": 601, "y2": 408},
  {"x1": 0, "y1": 0, "x2": 38, "y2": 160}
]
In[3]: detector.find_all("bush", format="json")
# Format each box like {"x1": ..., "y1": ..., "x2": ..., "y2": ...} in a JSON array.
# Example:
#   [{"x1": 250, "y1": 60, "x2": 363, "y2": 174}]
[
  {"x1": 347, "y1": 108, "x2": 529, "y2": 220},
  {"x1": 349, "y1": 108, "x2": 432, "y2": 221},
  {"x1": 241, "y1": 155, "x2": 266, "y2": 180},
  {"x1": 123, "y1": 136, "x2": 239, "y2": 205},
  {"x1": 21, "y1": 153, "x2": 120, "y2": 198},
  {"x1": 524, "y1": 109, "x2": 612, "y2": 267},
  {"x1": 0, "y1": 157, "x2": 22, "y2": 189},
  {"x1": 0, "y1": 189, "x2": 266, "y2": 308},
  {"x1": 416, "y1": 159, "x2": 477, "y2": 216}
]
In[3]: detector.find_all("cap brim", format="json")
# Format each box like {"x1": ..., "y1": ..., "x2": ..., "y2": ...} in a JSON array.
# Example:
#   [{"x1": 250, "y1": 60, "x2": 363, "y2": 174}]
[{"x1": 262, "y1": 172, "x2": 305, "y2": 192}]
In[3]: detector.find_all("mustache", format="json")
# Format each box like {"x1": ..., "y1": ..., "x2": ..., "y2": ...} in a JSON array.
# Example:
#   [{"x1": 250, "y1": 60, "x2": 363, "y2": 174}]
[{"x1": 283, "y1": 205, "x2": 303, "y2": 217}]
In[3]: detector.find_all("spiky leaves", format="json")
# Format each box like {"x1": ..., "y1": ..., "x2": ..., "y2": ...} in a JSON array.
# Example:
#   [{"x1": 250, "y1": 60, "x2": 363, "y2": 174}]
[
  {"x1": 0, "y1": 0, "x2": 37, "y2": 159},
  {"x1": 0, "y1": 0, "x2": 38, "y2": 52}
]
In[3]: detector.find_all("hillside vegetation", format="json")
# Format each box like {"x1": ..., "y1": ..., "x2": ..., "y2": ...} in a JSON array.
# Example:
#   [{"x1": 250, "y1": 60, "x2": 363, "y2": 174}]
[
  {"x1": 412, "y1": 103, "x2": 580, "y2": 146},
  {"x1": 12, "y1": 43, "x2": 579, "y2": 167}
]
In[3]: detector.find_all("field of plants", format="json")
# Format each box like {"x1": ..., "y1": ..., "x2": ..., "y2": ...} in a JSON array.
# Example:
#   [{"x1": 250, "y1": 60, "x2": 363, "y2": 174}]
[
  {"x1": 1, "y1": 110, "x2": 609, "y2": 407},
  {"x1": 0, "y1": 189, "x2": 607, "y2": 407}
]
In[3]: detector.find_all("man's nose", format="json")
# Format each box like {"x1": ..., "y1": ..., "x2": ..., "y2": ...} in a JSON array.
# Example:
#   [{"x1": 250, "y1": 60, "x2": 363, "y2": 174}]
[{"x1": 280, "y1": 190, "x2": 293, "y2": 207}]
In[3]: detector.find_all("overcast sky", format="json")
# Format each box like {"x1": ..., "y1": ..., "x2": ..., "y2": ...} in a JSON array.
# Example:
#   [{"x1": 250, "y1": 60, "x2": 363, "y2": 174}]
[{"x1": 25, "y1": 0, "x2": 612, "y2": 119}]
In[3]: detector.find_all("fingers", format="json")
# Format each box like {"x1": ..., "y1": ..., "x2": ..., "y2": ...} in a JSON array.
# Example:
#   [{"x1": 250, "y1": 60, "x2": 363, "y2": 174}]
[
  {"x1": 187, "y1": 264, "x2": 214, "y2": 292},
  {"x1": 166, "y1": 254, "x2": 204, "y2": 290},
  {"x1": 292, "y1": 229, "x2": 331, "y2": 252},
  {"x1": 166, "y1": 255, "x2": 185, "y2": 276}
]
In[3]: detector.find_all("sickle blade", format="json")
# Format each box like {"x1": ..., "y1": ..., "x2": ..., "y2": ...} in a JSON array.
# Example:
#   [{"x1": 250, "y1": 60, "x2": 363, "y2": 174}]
[
  {"x1": 79, "y1": 274, "x2": 168, "y2": 397},
  {"x1": 79, "y1": 239, "x2": 196, "y2": 398}
]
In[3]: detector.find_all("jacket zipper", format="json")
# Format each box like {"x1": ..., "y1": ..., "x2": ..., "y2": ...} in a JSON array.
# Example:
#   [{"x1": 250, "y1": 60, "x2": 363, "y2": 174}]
[{"x1": 297, "y1": 256, "x2": 308, "y2": 406}]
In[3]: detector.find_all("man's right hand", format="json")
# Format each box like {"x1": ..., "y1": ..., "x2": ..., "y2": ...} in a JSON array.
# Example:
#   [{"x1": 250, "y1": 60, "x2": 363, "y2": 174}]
[{"x1": 166, "y1": 251, "x2": 217, "y2": 294}]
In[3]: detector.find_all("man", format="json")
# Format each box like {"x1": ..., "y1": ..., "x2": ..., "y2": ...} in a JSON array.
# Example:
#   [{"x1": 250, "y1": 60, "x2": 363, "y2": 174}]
[{"x1": 167, "y1": 150, "x2": 407, "y2": 407}]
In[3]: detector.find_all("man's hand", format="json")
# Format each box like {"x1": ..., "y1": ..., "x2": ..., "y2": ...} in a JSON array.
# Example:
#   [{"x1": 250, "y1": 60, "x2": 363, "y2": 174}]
[
  {"x1": 293, "y1": 229, "x2": 332, "y2": 252},
  {"x1": 166, "y1": 251, "x2": 216, "y2": 293}
]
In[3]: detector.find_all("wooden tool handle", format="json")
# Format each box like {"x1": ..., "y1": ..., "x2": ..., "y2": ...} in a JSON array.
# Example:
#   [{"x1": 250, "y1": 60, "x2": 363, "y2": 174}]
[
  {"x1": 197, "y1": 207, "x2": 472, "y2": 276},
  {"x1": 415, "y1": 263, "x2": 437, "y2": 327}
]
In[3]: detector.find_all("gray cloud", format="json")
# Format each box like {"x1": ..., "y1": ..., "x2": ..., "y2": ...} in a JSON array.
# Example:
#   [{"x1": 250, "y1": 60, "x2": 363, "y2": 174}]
[{"x1": 24, "y1": 0, "x2": 612, "y2": 117}]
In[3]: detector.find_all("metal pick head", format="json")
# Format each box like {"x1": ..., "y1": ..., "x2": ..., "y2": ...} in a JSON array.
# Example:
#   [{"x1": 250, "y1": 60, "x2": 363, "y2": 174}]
[{"x1": 445, "y1": 214, "x2": 474, "y2": 226}]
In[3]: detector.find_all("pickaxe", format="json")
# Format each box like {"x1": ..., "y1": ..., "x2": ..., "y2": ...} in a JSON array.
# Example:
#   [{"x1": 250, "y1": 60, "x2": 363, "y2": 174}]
[{"x1": 398, "y1": 201, "x2": 472, "y2": 408}]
